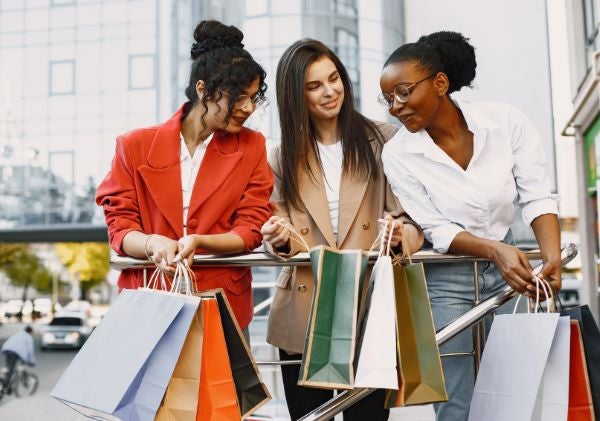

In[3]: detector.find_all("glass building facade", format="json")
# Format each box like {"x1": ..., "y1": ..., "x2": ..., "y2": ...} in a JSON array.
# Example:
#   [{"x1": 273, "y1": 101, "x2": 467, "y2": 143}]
[{"x1": 0, "y1": 0, "x2": 404, "y2": 234}]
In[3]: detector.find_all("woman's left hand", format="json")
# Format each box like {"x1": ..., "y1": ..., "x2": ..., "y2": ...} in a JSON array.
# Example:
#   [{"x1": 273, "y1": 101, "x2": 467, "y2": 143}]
[
  {"x1": 378, "y1": 215, "x2": 403, "y2": 248},
  {"x1": 174, "y1": 235, "x2": 199, "y2": 267},
  {"x1": 538, "y1": 259, "x2": 562, "y2": 296}
]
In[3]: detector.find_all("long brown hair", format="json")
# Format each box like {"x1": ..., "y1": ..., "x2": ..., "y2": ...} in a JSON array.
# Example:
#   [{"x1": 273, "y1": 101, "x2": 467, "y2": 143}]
[{"x1": 276, "y1": 39, "x2": 381, "y2": 209}]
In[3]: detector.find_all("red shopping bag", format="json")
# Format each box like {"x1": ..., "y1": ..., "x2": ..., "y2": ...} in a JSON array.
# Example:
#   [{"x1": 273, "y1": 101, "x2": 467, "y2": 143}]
[
  {"x1": 196, "y1": 298, "x2": 241, "y2": 420},
  {"x1": 568, "y1": 320, "x2": 595, "y2": 421}
]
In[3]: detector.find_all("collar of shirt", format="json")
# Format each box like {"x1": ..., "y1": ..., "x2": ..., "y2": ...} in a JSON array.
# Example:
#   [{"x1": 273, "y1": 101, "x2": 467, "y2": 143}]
[
  {"x1": 180, "y1": 133, "x2": 213, "y2": 163},
  {"x1": 401, "y1": 99, "x2": 499, "y2": 171}
]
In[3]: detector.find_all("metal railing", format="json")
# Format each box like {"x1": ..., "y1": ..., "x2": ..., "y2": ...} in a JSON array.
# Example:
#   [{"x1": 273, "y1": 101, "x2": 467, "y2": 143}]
[{"x1": 110, "y1": 243, "x2": 578, "y2": 421}]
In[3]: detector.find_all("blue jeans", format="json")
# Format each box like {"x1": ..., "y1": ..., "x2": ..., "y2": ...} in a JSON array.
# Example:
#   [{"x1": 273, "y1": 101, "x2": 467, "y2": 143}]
[{"x1": 425, "y1": 231, "x2": 519, "y2": 421}]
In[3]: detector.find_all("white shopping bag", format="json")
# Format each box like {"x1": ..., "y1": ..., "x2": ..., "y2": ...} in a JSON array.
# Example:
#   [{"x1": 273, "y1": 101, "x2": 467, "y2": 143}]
[
  {"x1": 468, "y1": 277, "x2": 566, "y2": 421},
  {"x1": 531, "y1": 316, "x2": 570, "y2": 421},
  {"x1": 354, "y1": 222, "x2": 398, "y2": 389}
]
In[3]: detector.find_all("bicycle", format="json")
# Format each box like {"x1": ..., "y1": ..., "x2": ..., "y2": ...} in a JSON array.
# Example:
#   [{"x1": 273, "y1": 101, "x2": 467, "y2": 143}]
[{"x1": 0, "y1": 361, "x2": 39, "y2": 402}]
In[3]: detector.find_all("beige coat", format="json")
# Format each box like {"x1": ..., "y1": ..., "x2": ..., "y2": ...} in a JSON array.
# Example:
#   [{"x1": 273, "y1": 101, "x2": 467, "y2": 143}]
[{"x1": 266, "y1": 122, "x2": 423, "y2": 354}]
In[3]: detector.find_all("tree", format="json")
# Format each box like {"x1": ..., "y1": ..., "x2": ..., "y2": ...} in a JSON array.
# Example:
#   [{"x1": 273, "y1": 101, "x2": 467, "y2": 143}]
[
  {"x1": 0, "y1": 244, "x2": 53, "y2": 301},
  {"x1": 55, "y1": 243, "x2": 110, "y2": 299}
]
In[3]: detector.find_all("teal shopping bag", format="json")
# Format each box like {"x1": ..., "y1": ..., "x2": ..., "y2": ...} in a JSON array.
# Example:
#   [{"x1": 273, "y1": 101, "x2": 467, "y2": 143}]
[{"x1": 298, "y1": 246, "x2": 368, "y2": 389}]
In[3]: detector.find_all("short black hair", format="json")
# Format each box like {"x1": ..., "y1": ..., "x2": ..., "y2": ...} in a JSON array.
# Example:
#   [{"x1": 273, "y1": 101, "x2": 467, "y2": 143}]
[
  {"x1": 24, "y1": 326, "x2": 33, "y2": 334},
  {"x1": 183, "y1": 20, "x2": 267, "y2": 127},
  {"x1": 385, "y1": 31, "x2": 476, "y2": 94}
]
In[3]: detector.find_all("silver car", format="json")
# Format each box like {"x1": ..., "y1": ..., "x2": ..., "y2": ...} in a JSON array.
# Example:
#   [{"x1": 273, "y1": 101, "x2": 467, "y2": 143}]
[{"x1": 40, "y1": 312, "x2": 93, "y2": 350}]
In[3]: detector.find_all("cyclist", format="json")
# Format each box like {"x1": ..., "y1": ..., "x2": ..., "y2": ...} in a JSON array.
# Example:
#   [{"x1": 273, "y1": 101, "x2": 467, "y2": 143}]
[{"x1": 1, "y1": 326, "x2": 35, "y2": 392}]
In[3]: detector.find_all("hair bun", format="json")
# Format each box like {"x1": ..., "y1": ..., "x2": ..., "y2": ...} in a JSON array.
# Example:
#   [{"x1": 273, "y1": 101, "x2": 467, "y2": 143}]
[{"x1": 191, "y1": 20, "x2": 244, "y2": 59}]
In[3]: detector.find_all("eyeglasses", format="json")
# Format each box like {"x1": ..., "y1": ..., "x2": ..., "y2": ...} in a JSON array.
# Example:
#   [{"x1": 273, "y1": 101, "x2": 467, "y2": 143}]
[
  {"x1": 217, "y1": 89, "x2": 269, "y2": 110},
  {"x1": 377, "y1": 74, "x2": 435, "y2": 109}
]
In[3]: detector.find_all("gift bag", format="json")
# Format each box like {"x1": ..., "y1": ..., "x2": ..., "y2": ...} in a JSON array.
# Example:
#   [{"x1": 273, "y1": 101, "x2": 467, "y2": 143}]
[
  {"x1": 197, "y1": 298, "x2": 241, "y2": 420},
  {"x1": 298, "y1": 245, "x2": 368, "y2": 389},
  {"x1": 155, "y1": 307, "x2": 204, "y2": 421},
  {"x1": 561, "y1": 305, "x2": 600, "y2": 419},
  {"x1": 468, "y1": 282, "x2": 562, "y2": 421},
  {"x1": 531, "y1": 316, "x2": 571, "y2": 421},
  {"x1": 354, "y1": 221, "x2": 398, "y2": 389},
  {"x1": 568, "y1": 320, "x2": 596, "y2": 421},
  {"x1": 385, "y1": 257, "x2": 447, "y2": 407},
  {"x1": 51, "y1": 289, "x2": 196, "y2": 421},
  {"x1": 214, "y1": 290, "x2": 271, "y2": 418}
]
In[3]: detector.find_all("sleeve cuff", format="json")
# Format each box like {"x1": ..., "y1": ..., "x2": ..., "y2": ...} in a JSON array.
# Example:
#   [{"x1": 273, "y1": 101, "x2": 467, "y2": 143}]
[
  {"x1": 521, "y1": 197, "x2": 559, "y2": 226},
  {"x1": 429, "y1": 224, "x2": 466, "y2": 253}
]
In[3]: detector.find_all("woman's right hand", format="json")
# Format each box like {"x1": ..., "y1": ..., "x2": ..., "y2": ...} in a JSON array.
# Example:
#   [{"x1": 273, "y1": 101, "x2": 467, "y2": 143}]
[
  {"x1": 261, "y1": 216, "x2": 290, "y2": 249},
  {"x1": 489, "y1": 242, "x2": 536, "y2": 296},
  {"x1": 147, "y1": 234, "x2": 180, "y2": 272}
]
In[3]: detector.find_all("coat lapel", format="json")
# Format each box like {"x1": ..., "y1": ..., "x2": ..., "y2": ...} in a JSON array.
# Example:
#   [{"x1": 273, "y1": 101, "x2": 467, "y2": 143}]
[
  {"x1": 336, "y1": 138, "x2": 377, "y2": 247},
  {"x1": 186, "y1": 130, "x2": 243, "y2": 219},
  {"x1": 138, "y1": 108, "x2": 185, "y2": 237},
  {"x1": 298, "y1": 151, "x2": 336, "y2": 247}
]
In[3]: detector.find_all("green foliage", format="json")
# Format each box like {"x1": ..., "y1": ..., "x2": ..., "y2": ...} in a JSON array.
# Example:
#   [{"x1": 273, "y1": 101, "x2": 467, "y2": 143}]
[
  {"x1": 0, "y1": 244, "x2": 53, "y2": 294},
  {"x1": 55, "y1": 243, "x2": 110, "y2": 286}
]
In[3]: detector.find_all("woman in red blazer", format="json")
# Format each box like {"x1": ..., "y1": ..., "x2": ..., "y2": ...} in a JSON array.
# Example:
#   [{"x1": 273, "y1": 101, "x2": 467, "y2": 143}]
[{"x1": 96, "y1": 20, "x2": 274, "y2": 329}]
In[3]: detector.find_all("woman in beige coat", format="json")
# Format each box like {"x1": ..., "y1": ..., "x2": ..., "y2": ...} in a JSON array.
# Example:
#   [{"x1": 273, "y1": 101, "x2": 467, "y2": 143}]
[{"x1": 261, "y1": 39, "x2": 424, "y2": 421}]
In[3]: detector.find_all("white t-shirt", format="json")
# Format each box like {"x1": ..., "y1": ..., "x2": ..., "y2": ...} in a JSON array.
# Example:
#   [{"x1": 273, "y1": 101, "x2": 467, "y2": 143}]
[
  {"x1": 180, "y1": 133, "x2": 213, "y2": 231},
  {"x1": 316, "y1": 140, "x2": 343, "y2": 241},
  {"x1": 382, "y1": 99, "x2": 558, "y2": 253}
]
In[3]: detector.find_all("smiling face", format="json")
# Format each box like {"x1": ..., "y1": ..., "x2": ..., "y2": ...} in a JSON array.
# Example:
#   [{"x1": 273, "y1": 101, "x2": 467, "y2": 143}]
[
  {"x1": 304, "y1": 56, "x2": 344, "y2": 124},
  {"x1": 198, "y1": 75, "x2": 261, "y2": 134},
  {"x1": 380, "y1": 60, "x2": 443, "y2": 133}
]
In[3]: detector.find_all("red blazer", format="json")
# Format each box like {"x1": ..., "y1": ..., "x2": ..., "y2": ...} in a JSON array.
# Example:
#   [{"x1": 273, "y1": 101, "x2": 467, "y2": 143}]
[{"x1": 96, "y1": 104, "x2": 274, "y2": 328}]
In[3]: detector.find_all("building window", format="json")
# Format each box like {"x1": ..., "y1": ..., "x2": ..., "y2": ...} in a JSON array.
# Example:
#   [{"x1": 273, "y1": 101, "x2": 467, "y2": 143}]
[
  {"x1": 335, "y1": 28, "x2": 360, "y2": 106},
  {"x1": 583, "y1": 0, "x2": 597, "y2": 52},
  {"x1": 51, "y1": 0, "x2": 75, "y2": 5},
  {"x1": 49, "y1": 60, "x2": 75, "y2": 95},
  {"x1": 334, "y1": 0, "x2": 357, "y2": 16},
  {"x1": 129, "y1": 55, "x2": 155, "y2": 90}
]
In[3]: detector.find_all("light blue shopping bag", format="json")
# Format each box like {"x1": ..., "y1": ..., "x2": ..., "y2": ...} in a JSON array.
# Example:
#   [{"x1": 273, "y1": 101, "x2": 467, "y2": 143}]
[{"x1": 51, "y1": 288, "x2": 198, "y2": 421}]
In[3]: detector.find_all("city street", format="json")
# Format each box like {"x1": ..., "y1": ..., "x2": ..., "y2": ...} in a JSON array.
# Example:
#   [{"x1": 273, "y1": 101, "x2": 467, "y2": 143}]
[{"x1": 0, "y1": 321, "x2": 434, "y2": 420}]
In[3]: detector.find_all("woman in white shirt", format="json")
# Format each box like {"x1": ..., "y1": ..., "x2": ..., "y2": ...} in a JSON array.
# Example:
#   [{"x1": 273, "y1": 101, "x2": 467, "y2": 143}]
[
  {"x1": 260, "y1": 39, "x2": 423, "y2": 421},
  {"x1": 379, "y1": 31, "x2": 561, "y2": 421}
]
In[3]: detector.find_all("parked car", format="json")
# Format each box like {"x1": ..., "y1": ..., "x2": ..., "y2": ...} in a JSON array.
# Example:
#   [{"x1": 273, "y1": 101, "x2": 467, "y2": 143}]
[
  {"x1": 3, "y1": 299, "x2": 32, "y2": 320},
  {"x1": 40, "y1": 311, "x2": 93, "y2": 350},
  {"x1": 32, "y1": 298, "x2": 61, "y2": 319},
  {"x1": 62, "y1": 300, "x2": 92, "y2": 317}
]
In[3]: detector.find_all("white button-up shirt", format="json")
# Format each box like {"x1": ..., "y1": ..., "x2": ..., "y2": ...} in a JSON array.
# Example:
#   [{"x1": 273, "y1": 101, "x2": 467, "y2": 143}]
[
  {"x1": 382, "y1": 99, "x2": 559, "y2": 253},
  {"x1": 181, "y1": 133, "x2": 213, "y2": 228}
]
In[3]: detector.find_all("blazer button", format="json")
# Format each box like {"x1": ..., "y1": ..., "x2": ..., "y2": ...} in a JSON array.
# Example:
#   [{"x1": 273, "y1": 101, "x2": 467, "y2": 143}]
[
  {"x1": 297, "y1": 284, "x2": 307, "y2": 293},
  {"x1": 187, "y1": 219, "x2": 198, "y2": 229},
  {"x1": 362, "y1": 222, "x2": 370, "y2": 230},
  {"x1": 300, "y1": 227, "x2": 309, "y2": 235}
]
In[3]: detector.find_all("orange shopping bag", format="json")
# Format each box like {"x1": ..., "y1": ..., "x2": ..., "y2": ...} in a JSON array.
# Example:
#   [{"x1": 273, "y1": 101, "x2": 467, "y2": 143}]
[
  {"x1": 568, "y1": 320, "x2": 596, "y2": 421},
  {"x1": 196, "y1": 298, "x2": 241, "y2": 420}
]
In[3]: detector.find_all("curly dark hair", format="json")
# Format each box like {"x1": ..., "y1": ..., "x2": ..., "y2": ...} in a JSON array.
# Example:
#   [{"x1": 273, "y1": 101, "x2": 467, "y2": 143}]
[
  {"x1": 183, "y1": 20, "x2": 267, "y2": 127},
  {"x1": 384, "y1": 31, "x2": 476, "y2": 94}
]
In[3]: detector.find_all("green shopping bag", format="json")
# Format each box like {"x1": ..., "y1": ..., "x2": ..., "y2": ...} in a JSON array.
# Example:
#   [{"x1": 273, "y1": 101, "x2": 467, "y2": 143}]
[
  {"x1": 385, "y1": 258, "x2": 447, "y2": 407},
  {"x1": 298, "y1": 245, "x2": 369, "y2": 389}
]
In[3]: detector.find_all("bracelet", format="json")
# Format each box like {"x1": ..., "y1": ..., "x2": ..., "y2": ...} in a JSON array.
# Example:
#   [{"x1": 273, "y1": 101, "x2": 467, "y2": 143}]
[{"x1": 144, "y1": 234, "x2": 155, "y2": 261}]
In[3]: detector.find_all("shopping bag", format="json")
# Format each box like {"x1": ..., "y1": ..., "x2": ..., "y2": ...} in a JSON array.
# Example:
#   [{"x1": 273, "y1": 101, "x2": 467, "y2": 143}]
[
  {"x1": 197, "y1": 298, "x2": 241, "y2": 420},
  {"x1": 298, "y1": 245, "x2": 368, "y2": 389},
  {"x1": 214, "y1": 290, "x2": 271, "y2": 418},
  {"x1": 51, "y1": 289, "x2": 195, "y2": 421},
  {"x1": 354, "y1": 251, "x2": 398, "y2": 388},
  {"x1": 531, "y1": 316, "x2": 571, "y2": 421},
  {"x1": 568, "y1": 320, "x2": 596, "y2": 421},
  {"x1": 468, "y1": 310, "x2": 560, "y2": 421},
  {"x1": 155, "y1": 306, "x2": 204, "y2": 421},
  {"x1": 561, "y1": 305, "x2": 600, "y2": 419},
  {"x1": 385, "y1": 261, "x2": 447, "y2": 407}
]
